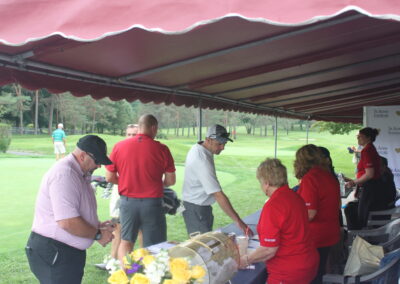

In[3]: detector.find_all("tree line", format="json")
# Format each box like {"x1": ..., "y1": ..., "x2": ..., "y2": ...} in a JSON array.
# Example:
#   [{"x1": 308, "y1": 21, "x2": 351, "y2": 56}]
[{"x1": 0, "y1": 84, "x2": 358, "y2": 137}]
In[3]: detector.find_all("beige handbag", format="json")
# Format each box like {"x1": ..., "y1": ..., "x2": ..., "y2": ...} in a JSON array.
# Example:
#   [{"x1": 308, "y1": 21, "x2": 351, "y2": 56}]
[{"x1": 344, "y1": 236, "x2": 384, "y2": 276}]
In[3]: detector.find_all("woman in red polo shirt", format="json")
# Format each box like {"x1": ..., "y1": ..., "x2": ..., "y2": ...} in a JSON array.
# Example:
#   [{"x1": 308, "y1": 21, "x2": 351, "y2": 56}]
[
  {"x1": 239, "y1": 158, "x2": 318, "y2": 284},
  {"x1": 344, "y1": 127, "x2": 384, "y2": 229},
  {"x1": 294, "y1": 144, "x2": 341, "y2": 284}
]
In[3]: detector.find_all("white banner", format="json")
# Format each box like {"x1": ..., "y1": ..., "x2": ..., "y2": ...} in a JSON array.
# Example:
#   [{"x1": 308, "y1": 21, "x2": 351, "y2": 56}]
[{"x1": 364, "y1": 106, "x2": 400, "y2": 189}]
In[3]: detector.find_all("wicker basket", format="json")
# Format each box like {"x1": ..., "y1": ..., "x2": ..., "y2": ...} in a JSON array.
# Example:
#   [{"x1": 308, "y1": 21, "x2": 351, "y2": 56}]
[{"x1": 168, "y1": 231, "x2": 239, "y2": 284}]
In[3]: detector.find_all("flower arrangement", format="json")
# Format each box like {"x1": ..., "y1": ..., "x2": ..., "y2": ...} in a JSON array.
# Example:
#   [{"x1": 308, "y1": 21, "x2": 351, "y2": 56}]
[
  {"x1": 108, "y1": 248, "x2": 206, "y2": 284},
  {"x1": 104, "y1": 255, "x2": 121, "y2": 274}
]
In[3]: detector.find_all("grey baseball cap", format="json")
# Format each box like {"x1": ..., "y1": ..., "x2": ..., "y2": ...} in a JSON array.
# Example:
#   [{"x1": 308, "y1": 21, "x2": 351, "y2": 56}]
[{"x1": 206, "y1": 124, "x2": 233, "y2": 143}]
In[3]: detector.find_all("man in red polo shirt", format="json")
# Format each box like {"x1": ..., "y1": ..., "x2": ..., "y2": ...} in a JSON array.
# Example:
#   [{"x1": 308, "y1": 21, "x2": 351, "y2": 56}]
[{"x1": 105, "y1": 114, "x2": 176, "y2": 266}]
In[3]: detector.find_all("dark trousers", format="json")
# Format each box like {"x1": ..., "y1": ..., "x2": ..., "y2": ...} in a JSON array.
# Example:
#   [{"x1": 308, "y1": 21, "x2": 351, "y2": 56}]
[
  {"x1": 311, "y1": 246, "x2": 331, "y2": 284},
  {"x1": 345, "y1": 201, "x2": 362, "y2": 230},
  {"x1": 345, "y1": 179, "x2": 390, "y2": 230},
  {"x1": 182, "y1": 201, "x2": 214, "y2": 235},
  {"x1": 25, "y1": 232, "x2": 86, "y2": 284}
]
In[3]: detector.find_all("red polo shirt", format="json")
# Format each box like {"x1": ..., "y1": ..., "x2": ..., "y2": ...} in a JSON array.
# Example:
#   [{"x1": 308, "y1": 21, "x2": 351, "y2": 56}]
[
  {"x1": 258, "y1": 185, "x2": 319, "y2": 284},
  {"x1": 298, "y1": 166, "x2": 340, "y2": 248},
  {"x1": 106, "y1": 134, "x2": 175, "y2": 198},
  {"x1": 357, "y1": 142, "x2": 381, "y2": 180}
]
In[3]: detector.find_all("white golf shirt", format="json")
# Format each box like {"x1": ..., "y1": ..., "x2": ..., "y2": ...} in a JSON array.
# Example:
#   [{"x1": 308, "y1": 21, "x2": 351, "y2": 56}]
[{"x1": 182, "y1": 142, "x2": 222, "y2": 206}]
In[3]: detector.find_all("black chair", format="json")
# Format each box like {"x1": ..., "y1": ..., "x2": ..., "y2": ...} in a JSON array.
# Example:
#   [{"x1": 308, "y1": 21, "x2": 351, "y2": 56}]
[
  {"x1": 347, "y1": 218, "x2": 400, "y2": 252},
  {"x1": 323, "y1": 248, "x2": 400, "y2": 284},
  {"x1": 366, "y1": 207, "x2": 400, "y2": 228}
]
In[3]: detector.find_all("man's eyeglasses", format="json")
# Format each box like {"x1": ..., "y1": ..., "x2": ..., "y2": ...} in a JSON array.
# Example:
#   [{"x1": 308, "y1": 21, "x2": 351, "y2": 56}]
[{"x1": 86, "y1": 152, "x2": 100, "y2": 165}]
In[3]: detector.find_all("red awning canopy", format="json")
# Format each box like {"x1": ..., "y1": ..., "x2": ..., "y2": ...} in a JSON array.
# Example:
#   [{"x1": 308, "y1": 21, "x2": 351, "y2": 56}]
[{"x1": 1, "y1": 0, "x2": 400, "y2": 123}]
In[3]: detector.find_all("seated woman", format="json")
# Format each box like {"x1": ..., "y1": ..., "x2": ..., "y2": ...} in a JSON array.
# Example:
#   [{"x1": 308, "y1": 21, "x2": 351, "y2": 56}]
[
  {"x1": 294, "y1": 144, "x2": 341, "y2": 284},
  {"x1": 239, "y1": 158, "x2": 318, "y2": 284}
]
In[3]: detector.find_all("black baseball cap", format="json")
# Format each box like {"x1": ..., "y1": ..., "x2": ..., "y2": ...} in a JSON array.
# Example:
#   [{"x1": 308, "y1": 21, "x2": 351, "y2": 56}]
[
  {"x1": 76, "y1": 135, "x2": 112, "y2": 165},
  {"x1": 206, "y1": 124, "x2": 233, "y2": 143}
]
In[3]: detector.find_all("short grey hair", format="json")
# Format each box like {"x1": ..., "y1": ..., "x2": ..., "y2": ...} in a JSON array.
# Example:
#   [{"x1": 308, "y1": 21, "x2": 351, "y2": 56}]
[{"x1": 257, "y1": 158, "x2": 288, "y2": 187}]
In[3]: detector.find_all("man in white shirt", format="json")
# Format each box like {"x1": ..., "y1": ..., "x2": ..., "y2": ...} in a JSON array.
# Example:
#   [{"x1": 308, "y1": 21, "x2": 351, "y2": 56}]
[{"x1": 182, "y1": 124, "x2": 253, "y2": 236}]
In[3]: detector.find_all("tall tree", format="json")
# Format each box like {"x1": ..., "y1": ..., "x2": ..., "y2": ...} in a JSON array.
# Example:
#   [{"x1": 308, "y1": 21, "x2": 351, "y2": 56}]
[
  {"x1": 47, "y1": 94, "x2": 56, "y2": 134},
  {"x1": 34, "y1": 90, "x2": 39, "y2": 134},
  {"x1": 12, "y1": 84, "x2": 31, "y2": 134},
  {"x1": 110, "y1": 100, "x2": 134, "y2": 135},
  {"x1": 312, "y1": 121, "x2": 361, "y2": 135},
  {"x1": 0, "y1": 88, "x2": 17, "y2": 119},
  {"x1": 279, "y1": 117, "x2": 295, "y2": 135},
  {"x1": 239, "y1": 114, "x2": 255, "y2": 134}
]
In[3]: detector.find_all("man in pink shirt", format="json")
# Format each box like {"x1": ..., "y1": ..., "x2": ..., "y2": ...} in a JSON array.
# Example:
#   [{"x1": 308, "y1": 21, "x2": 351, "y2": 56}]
[{"x1": 26, "y1": 135, "x2": 114, "y2": 284}]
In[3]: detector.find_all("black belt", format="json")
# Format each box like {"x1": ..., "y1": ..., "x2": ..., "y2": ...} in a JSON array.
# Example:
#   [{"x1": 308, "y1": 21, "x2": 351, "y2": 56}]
[{"x1": 30, "y1": 231, "x2": 84, "y2": 252}]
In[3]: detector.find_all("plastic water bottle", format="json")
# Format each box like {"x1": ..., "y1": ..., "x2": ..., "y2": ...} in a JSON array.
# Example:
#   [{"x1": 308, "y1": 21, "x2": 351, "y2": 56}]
[{"x1": 338, "y1": 173, "x2": 346, "y2": 197}]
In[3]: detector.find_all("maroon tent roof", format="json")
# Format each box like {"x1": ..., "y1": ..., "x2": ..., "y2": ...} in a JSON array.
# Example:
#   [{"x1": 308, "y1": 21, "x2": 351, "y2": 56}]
[{"x1": 1, "y1": 0, "x2": 400, "y2": 123}]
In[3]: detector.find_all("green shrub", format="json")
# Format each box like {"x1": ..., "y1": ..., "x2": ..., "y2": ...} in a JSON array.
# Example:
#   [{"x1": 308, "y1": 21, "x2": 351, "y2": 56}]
[
  {"x1": 156, "y1": 132, "x2": 168, "y2": 140},
  {"x1": 0, "y1": 123, "x2": 11, "y2": 153}
]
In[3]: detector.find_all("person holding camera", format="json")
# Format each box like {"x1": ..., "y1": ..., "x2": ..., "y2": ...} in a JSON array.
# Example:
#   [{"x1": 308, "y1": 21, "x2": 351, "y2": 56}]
[{"x1": 347, "y1": 145, "x2": 363, "y2": 174}]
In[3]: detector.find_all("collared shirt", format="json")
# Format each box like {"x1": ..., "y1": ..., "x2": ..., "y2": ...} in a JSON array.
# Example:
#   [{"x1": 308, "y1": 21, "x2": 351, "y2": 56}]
[
  {"x1": 182, "y1": 142, "x2": 222, "y2": 206},
  {"x1": 297, "y1": 166, "x2": 341, "y2": 247},
  {"x1": 32, "y1": 154, "x2": 99, "y2": 250},
  {"x1": 357, "y1": 142, "x2": 381, "y2": 180},
  {"x1": 258, "y1": 185, "x2": 318, "y2": 282},
  {"x1": 52, "y1": 129, "x2": 66, "y2": 142},
  {"x1": 106, "y1": 134, "x2": 175, "y2": 198}
]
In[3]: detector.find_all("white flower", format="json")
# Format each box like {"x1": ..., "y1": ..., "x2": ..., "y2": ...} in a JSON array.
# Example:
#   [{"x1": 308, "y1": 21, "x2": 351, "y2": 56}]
[
  {"x1": 144, "y1": 249, "x2": 171, "y2": 284},
  {"x1": 105, "y1": 258, "x2": 121, "y2": 274}
]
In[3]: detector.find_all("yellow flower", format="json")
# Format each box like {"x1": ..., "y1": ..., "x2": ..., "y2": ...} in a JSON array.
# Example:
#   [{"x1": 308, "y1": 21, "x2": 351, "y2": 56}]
[
  {"x1": 142, "y1": 255, "x2": 155, "y2": 267},
  {"x1": 163, "y1": 279, "x2": 181, "y2": 284},
  {"x1": 108, "y1": 269, "x2": 129, "y2": 284},
  {"x1": 169, "y1": 258, "x2": 190, "y2": 274},
  {"x1": 171, "y1": 269, "x2": 192, "y2": 283},
  {"x1": 191, "y1": 265, "x2": 206, "y2": 279},
  {"x1": 130, "y1": 248, "x2": 150, "y2": 262},
  {"x1": 130, "y1": 273, "x2": 150, "y2": 284},
  {"x1": 123, "y1": 256, "x2": 132, "y2": 269}
]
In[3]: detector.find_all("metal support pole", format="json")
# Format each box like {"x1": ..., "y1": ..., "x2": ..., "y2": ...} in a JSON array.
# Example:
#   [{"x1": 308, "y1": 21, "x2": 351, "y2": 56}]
[
  {"x1": 197, "y1": 100, "x2": 203, "y2": 141},
  {"x1": 274, "y1": 116, "x2": 278, "y2": 158},
  {"x1": 306, "y1": 120, "x2": 310, "y2": 144}
]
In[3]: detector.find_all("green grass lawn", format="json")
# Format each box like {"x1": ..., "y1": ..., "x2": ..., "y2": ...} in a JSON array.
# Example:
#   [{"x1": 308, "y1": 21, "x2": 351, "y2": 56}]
[{"x1": 0, "y1": 129, "x2": 358, "y2": 283}]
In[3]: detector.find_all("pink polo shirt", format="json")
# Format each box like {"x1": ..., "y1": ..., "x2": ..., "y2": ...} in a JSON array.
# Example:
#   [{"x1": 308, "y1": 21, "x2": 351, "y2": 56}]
[{"x1": 32, "y1": 154, "x2": 99, "y2": 250}]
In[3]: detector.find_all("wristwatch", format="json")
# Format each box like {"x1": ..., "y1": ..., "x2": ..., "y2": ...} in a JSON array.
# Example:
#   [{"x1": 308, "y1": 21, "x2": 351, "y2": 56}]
[{"x1": 94, "y1": 229, "x2": 102, "y2": 240}]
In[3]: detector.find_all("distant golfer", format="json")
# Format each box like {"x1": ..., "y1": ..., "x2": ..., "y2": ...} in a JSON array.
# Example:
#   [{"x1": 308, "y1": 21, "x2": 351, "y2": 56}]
[{"x1": 52, "y1": 123, "x2": 66, "y2": 160}]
